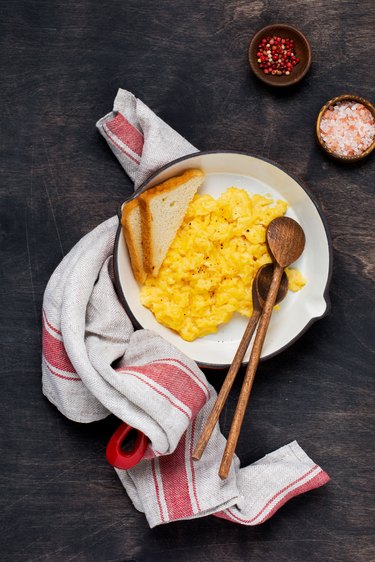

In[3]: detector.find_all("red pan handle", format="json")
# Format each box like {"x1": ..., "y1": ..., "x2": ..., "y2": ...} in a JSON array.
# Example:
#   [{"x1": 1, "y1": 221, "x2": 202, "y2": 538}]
[{"x1": 106, "y1": 422, "x2": 149, "y2": 470}]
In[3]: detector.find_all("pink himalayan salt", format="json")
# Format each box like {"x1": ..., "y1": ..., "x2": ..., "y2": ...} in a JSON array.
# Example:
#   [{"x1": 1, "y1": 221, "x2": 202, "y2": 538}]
[{"x1": 320, "y1": 101, "x2": 375, "y2": 157}]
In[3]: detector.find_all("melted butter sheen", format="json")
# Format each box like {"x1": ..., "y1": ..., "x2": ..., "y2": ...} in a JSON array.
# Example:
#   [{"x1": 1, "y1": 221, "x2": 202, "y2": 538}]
[{"x1": 140, "y1": 187, "x2": 306, "y2": 341}]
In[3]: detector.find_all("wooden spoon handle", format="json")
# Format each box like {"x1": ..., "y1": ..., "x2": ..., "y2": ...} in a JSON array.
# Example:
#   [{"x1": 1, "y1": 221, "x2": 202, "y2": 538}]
[
  {"x1": 219, "y1": 265, "x2": 284, "y2": 479},
  {"x1": 192, "y1": 308, "x2": 261, "y2": 461}
]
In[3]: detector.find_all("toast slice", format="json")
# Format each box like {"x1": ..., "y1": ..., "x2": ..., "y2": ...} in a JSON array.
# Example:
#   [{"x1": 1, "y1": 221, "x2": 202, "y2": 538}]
[
  {"x1": 139, "y1": 169, "x2": 205, "y2": 276},
  {"x1": 121, "y1": 198, "x2": 147, "y2": 284}
]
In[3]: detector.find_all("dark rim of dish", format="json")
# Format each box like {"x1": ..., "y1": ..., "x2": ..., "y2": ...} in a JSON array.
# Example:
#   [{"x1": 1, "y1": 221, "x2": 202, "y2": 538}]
[{"x1": 113, "y1": 150, "x2": 333, "y2": 370}]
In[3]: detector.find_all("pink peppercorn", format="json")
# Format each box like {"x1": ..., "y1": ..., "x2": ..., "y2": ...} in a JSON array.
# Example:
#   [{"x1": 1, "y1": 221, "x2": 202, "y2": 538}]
[{"x1": 256, "y1": 35, "x2": 300, "y2": 76}]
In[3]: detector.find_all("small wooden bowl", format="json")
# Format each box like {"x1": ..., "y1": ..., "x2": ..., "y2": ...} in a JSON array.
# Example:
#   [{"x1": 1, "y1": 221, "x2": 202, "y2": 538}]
[
  {"x1": 248, "y1": 24, "x2": 312, "y2": 87},
  {"x1": 316, "y1": 94, "x2": 375, "y2": 162}
]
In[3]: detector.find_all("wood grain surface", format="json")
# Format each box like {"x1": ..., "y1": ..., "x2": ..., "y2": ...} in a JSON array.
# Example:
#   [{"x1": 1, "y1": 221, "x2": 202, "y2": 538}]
[{"x1": 0, "y1": 1, "x2": 374, "y2": 561}]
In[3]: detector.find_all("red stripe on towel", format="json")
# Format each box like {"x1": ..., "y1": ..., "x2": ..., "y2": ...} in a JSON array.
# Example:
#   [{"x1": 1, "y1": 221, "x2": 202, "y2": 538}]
[
  {"x1": 118, "y1": 369, "x2": 190, "y2": 419},
  {"x1": 105, "y1": 113, "x2": 144, "y2": 156},
  {"x1": 189, "y1": 417, "x2": 201, "y2": 511},
  {"x1": 151, "y1": 459, "x2": 165, "y2": 523},
  {"x1": 124, "y1": 363, "x2": 206, "y2": 417},
  {"x1": 150, "y1": 357, "x2": 210, "y2": 397},
  {"x1": 45, "y1": 362, "x2": 81, "y2": 382},
  {"x1": 259, "y1": 469, "x2": 330, "y2": 524},
  {"x1": 159, "y1": 432, "x2": 194, "y2": 520},
  {"x1": 42, "y1": 308, "x2": 62, "y2": 335},
  {"x1": 42, "y1": 319, "x2": 76, "y2": 374},
  {"x1": 102, "y1": 126, "x2": 141, "y2": 164},
  {"x1": 213, "y1": 510, "x2": 235, "y2": 522},
  {"x1": 222, "y1": 465, "x2": 329, "y2": 524}
]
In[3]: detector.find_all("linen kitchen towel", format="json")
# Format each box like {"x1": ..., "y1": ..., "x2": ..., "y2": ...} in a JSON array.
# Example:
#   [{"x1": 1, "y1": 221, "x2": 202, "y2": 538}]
[{"x1": 42, "y1": 88, "x2": 329, "y2": 527}]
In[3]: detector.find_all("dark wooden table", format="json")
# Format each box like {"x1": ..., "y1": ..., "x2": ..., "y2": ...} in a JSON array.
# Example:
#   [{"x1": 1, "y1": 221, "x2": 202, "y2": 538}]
[{"x1": 1, "y1": 1, "x2": 374, "y2": 561}]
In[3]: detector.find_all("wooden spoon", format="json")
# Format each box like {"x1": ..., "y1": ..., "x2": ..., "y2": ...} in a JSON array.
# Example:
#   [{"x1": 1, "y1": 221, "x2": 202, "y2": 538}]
[
  {"x1": 219, "y1": 217, "x2": 305, "y2": 479},
  {"x1": 192, "y1": 264, "x2": 288, "y2": 461}
]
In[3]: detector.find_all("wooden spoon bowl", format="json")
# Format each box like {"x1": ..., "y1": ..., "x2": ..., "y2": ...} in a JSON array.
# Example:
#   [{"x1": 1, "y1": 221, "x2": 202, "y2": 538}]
[
  {"x1": 267, "y1": 217, "x2": 305, "y2": 267},
  {"x1": 255, "y1": 264, "x2": 288, "y2": 307}
]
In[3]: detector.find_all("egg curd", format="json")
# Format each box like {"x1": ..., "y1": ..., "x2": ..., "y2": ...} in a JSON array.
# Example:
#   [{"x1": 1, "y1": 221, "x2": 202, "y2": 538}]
[{"x1": 140, "y1": 187, "x2": 306, "y2": 341}]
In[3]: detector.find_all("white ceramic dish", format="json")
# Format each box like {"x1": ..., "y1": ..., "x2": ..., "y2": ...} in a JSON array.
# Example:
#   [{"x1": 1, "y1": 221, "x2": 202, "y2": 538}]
[{"x1": 114, "y1": 151, "x2": 332, "y2": 368}]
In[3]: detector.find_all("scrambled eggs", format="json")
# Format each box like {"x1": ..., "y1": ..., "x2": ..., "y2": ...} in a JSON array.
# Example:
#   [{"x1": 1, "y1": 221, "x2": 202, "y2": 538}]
[{"x1": 140, "y1": 187, "x2": 306, "y2": 341}]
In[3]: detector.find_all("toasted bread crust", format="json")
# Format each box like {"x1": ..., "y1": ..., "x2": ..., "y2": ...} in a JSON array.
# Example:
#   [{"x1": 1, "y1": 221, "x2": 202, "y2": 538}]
[
  {"x1": 138, "y1": 196, "x2": 154, "y2": 275},
  {"x1": 122, "y1": 169, "x2": 204, "y2": 281},
  {"x1": 121, "y1": 199, "x2": 147, "y2": 284},
  {"x1": 140, "y1": 169, "x2": 204, "y2": 204}
]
